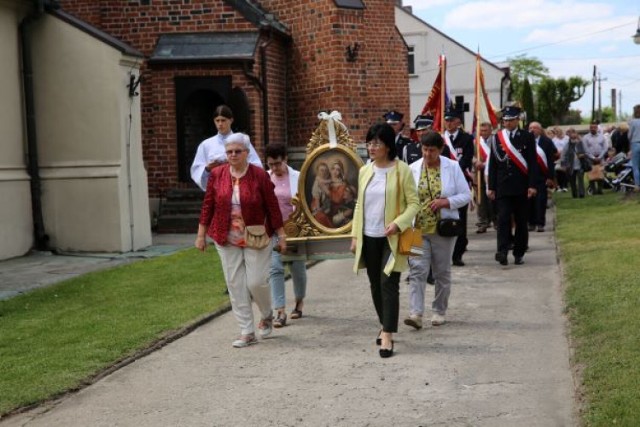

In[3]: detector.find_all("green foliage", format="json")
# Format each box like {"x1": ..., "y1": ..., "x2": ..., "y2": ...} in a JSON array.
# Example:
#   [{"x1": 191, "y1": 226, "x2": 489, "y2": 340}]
[
  {"x1": 508, "y1": 54, "x2": 550, "y2": 100},
  {"x1": 536, "y1": 76, "x2": 589, "y2": 126},
  {"x1": 0, "y1": 248, "x2": 228, "y2": 415},
  {"x1": 555, "y1": 191, "x2": 640, "y2": 426},
  {"x1": 565, "y1": 109, "x2": 584, "y2": 125},
  {"x1": 521, "y1": 78, "x2": 535, "y2": 125}
]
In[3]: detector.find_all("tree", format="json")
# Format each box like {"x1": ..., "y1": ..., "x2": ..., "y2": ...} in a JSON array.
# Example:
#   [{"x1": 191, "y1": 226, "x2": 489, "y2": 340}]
[
  {"x1": 535, "y1": 76, "x2": 589, "y2": 127},
  {"x1": 521, "y1": 78, "x2": 535, "y2": 126},
  {"x1": 507, "y1": 54, "x2": 549, "y2": 101}
]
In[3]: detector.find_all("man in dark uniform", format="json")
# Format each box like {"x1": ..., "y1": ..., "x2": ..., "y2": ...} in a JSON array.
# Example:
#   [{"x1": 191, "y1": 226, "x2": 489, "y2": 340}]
[
  {"x1": 384, "y1": 110, "x2": 412, "y2": 159},
  {"x1": 527, "y1": 121, "x2": 557, "y2": 232},
  {"x1": 443, "y1": 109, "x2": 474, "y2": 266},
  {"x1": 487, "y1": 106, "x2": 538, "y2": 266},
  {"x1": 403, "y1": 115, "x2": 433, "y2": 164}
]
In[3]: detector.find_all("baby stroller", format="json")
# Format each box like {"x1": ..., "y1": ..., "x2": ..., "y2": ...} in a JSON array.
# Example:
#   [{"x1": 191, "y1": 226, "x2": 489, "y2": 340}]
[{"x1": 602, "y1": 153, "x2": 635, "y2": 193}]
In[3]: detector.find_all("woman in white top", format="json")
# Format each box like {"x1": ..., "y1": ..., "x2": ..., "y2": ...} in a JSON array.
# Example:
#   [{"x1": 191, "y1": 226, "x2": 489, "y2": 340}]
[
  {"x1": 552, "y1": 126, "x2": 569, "y2": 191},
  {"x1": 404, "y1": 131, "x2": 471, "y2": 330},
  {"x1": 350, "y1": 123, "x2": 420, "y2": 358}
]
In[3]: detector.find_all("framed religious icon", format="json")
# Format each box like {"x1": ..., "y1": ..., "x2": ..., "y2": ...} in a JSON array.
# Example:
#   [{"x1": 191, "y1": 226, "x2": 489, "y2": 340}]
[{"x1": 298, "y1": 144, "x2": 364, "y2": 235}]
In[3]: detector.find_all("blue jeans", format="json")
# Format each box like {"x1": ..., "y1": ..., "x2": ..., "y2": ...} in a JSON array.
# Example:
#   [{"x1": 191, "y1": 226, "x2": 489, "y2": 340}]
[
  {"x1": 269, "y1": 237, "x2": 307, "y2": 310},
  {"x1": 632, "y1": 142, "x2": 640, "y2": 186}
]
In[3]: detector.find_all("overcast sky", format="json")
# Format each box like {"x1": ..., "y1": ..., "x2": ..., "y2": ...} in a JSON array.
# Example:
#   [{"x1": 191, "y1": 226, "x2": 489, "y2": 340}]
[{"x1": 402, "y1": 0, "x2": 640, "y2": 120}]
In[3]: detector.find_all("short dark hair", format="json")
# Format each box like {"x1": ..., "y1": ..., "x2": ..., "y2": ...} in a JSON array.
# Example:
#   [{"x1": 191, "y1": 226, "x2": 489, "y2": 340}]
[
  {"x1": 214, "y1": 105, "x2": 234, "y2": 120},
  {"x1": 420, "y1": 130, "x2": 444, "y2": 149},
  {"x1": 265, "y1": 143, "x2": 287, "y2": 160},
  {"x1": 365, "y1": 123, "x2": 397, "y2": 161}
]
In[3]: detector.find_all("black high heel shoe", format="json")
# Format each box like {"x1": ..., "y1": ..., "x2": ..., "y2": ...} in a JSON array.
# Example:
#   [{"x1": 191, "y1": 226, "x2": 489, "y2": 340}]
[
  {"x1": 376, "y1": 329, "x2": 382, "y2": 346},
  {"x1": 379, "y1": 341, "x2": 394, "y2": 358}
]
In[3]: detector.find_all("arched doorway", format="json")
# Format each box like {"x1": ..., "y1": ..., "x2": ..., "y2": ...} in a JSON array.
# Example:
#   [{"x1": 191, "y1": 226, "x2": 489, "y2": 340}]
[{"x1": 175, "y1": 77, "x2": 231, "y2": 183}]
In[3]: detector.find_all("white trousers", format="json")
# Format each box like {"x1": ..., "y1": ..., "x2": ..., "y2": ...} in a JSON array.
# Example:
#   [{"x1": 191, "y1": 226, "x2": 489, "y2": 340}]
[{"x1": 215, "y1": 242, "x2": 273, "y2": 335}]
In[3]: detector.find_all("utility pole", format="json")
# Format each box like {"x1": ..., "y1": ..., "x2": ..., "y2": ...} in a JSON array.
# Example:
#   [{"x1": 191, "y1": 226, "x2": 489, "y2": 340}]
[
  {"x1": 591, "y1": 65, "x2": 596, "y2": 122},
  {"x1": 611, "y1": 88, "x2": 617, "y2": 122},
  {"x1": 619, "y1": 90, "x2": 624, "y2": 119},
  {"x1": 593, "y1": 70, "x2": 607, "y2": 123}
]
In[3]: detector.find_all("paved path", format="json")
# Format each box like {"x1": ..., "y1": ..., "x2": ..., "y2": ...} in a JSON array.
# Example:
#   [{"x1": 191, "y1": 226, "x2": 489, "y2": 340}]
[{"x1": 2, "y1": 215, "x2": 577, "y2": 426}]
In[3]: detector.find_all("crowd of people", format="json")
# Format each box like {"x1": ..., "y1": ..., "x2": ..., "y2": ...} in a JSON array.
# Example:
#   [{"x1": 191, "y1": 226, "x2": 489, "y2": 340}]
[{"x1": 191, "y1": 103, "x2": 640, "y2": 357}]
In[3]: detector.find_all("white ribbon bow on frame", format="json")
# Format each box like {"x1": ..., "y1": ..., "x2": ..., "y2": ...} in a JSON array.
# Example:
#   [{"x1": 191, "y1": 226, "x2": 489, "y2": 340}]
[{"x1": 318, "y1": 110, "x2": 343, "y2": 148}]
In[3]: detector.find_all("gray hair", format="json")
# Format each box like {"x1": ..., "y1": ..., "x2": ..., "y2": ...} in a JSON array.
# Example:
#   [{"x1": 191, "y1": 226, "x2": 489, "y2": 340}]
[{"x1": 224, "y1": 133, "x2": 252, "y2": 150}]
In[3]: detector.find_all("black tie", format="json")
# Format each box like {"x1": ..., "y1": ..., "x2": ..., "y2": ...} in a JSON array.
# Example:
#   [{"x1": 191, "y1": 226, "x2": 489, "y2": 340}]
[{"x1": 510, "y1": 131, "x2": 515, "y2": 139}]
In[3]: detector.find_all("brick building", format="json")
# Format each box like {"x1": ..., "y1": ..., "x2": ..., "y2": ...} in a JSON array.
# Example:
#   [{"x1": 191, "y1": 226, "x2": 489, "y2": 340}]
[{"x1": 58, "y1": 0, "x2": 410, "y2": 204}]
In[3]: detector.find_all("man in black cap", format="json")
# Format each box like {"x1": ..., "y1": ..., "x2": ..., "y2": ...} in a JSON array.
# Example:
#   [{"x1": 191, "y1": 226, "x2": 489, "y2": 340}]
[
  {"x1": 443, "y1": 109, "x2": 474, "y2": 266},
  {"x1": 487, "y1": 106, "x2": 538, "y2": 266},
  {"x1": 384, "y1": 110, "x2": 413, "y2": 159},
  {"x1": 402, "y1": 115, "x2": 433, "y2": 164}
]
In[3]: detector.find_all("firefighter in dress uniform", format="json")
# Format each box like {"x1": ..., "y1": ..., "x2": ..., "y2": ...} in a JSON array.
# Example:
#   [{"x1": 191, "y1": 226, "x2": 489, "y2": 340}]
[{"x1": 487, "y1": 106, "x2": 538, "y2": 266}]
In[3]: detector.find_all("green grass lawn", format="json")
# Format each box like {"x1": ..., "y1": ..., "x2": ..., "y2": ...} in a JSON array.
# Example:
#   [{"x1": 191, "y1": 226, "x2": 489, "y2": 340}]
[
  {"x1": 555, "y1": 190, "x2": 640, "y2": 426},
  {"x1": 0, "y1": 248, "x2": 228, "y2": 415}
]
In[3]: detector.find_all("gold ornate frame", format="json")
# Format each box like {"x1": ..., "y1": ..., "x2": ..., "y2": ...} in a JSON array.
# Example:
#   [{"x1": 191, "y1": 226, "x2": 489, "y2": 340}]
[{"x1": 283, "y1": 114, "x2": 364, "y2": 239}]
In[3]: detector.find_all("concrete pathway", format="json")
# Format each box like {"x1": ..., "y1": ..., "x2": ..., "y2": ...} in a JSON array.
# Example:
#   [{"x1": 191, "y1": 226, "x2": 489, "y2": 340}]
[{"x1": 2, "y1": 215, "x2": 577, "y2": 426}]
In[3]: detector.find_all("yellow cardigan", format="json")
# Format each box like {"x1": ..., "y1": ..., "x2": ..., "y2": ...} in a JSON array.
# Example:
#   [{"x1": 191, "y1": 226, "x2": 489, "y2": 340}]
[{"x1": 351, "y1": 160, "x2": 420, "y2": 275}]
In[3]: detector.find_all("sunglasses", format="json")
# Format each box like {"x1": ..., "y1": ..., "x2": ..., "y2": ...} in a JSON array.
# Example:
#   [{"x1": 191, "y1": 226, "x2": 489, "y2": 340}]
[{"x1": 225, "y1": 149, "x2": 245, "y2": 155}]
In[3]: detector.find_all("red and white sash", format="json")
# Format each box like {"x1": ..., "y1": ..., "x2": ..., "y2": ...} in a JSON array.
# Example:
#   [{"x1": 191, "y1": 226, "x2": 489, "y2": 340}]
[
  {"x1": 496, "y1": 129, "x2": 528, "y2": 175},
  {"x1": 478, "y1": 136, "x2": 490, "y2": 162},
  {"x1": 479, "y1": 136, "x2": 490, "y2": 177},
  {"x1": 442, "y1": 133, "x2": 458, "y2": 161},
  {"x1": 535, "y1": 142, "x2": 549, "y2": 177}
]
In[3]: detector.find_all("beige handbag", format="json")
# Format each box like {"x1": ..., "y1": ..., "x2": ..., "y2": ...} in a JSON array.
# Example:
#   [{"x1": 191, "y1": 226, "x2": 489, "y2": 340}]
[
  {"x1": 244, "y1": 224, "x2": 270, "y2": 249},
  {"x1": 396, "y1": 168, "x2": 423, "y2": 256}
]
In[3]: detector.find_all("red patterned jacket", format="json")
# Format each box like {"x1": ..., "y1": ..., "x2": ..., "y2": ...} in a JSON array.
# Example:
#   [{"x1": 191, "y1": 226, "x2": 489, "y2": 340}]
[{"x1": 199, "y1": 164, "x2": 283, "y2": 245}]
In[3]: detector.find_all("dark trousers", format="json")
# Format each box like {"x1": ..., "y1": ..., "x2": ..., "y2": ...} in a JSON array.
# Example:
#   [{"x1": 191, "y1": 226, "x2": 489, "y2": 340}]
[
  {"x1": 556, "y1": 168, "x2": 568, "y2": 189},
  {"x1": 476, "y1": 174, "x2": 495, "y2": 227},
  {"x1": 452, "y1": 204, "x2": 468, "y2": 261},
  {"x1": 496, "y1": 195, "x2": 529, "y2": 258},
  {"x1": 362, "y1": 236, "x2": 400, "y2": 333},
  {"x1": 568, "y1": 170, "x2": 585, "y2": 198},
  {"x1": 528, "y1": 182, "x2": 548, "y2": 227}
]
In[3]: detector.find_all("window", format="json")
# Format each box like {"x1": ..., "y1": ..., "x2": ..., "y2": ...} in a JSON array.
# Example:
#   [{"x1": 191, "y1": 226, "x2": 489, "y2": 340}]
[
  {"x1": 407, "y1": 46, "x2": 415, "y2": 75},
  {"x1": 334, "y1": 0, "x2": 365, "y2": 9}
]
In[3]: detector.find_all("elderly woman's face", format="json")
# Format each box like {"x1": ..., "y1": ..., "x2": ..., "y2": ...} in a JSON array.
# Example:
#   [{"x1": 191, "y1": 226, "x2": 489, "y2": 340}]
[
  {"x1": 422, "y1": 144, "x2": 442, "y2": 167},
  {"x1": 225, "y1": 143, "x2": 247, "y2": 165},
  {"x1": 214, "y1": 116, "x2": 233, "y2": 134}
]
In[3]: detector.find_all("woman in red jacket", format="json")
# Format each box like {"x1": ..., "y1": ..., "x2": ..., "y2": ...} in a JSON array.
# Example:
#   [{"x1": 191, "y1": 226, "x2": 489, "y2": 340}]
[{"x1": 196, "y1": 133, "x2": 287, "y2": 348}]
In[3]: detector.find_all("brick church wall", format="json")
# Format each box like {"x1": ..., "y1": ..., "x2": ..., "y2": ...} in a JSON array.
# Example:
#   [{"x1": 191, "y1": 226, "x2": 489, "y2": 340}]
[
  {"x1": 59, "y1": 0, "x2": 408, "y2": 195},
  {"x1": 59, "y1": 0, "x2": 288, "y2": 197},
  {"x1": 258, "y1": 0, "x2": 409, "y2": 145}
]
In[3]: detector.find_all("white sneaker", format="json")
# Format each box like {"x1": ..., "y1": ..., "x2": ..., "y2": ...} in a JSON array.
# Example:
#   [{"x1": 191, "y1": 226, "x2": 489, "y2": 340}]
[
  {"x1": 431, "y1": 313, "x2": 446, "y2": 326},
  {"x1": 232, "y1": 334, "x2": 257, "y2": 348},
  {"x1": 258, "y1": 318, "x2": 273, "y2": 338},
  {"x1": 404, "y1": 314, "x2": 423, "y2": 330}
]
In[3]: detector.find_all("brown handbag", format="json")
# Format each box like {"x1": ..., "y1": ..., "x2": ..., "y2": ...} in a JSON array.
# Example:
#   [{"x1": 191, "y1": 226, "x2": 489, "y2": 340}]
[
  {"x1": 244, "y1": 224, "x2": 270, "y2": 249},
  {"x1": 396, "y1": 167, "x2": 423, "y2": 256}
]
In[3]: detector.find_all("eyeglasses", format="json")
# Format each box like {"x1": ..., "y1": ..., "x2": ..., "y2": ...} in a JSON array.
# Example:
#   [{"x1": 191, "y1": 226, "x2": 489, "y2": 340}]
[
  {"x1": 366, "y1": 142, "x2": 384, "y2": 148},
  {"x1": 225, "y1": 149, "x2": 245, "y2": 155},
  {"x1": 267, "y1": 161, "x2": 283, "y2": 168}
]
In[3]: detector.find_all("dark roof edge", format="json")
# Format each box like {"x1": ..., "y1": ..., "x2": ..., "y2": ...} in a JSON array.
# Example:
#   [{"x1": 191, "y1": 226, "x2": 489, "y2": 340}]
[
  {"x1": 148, "y1": 57, "x2": 256, "y2": 66},
  {"x1": 223, "y1": 0, "x2": 291, "y2": 38},
  {"x1": 396, "y1": 6, "x2": 504, "y2": 73},
  {"x1": 49, "y1": 9, "x2": 144, "y2": 59}
]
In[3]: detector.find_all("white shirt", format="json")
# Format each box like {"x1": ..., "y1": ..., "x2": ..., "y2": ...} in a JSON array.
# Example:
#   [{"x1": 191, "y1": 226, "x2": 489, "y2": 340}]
[{"x1": 363, "y1": 165, "x2": 394, "y2": 237}]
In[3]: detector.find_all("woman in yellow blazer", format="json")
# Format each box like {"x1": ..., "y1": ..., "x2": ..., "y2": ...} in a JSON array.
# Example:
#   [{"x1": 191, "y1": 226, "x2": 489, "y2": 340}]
[{"x1": 350, "y1": 123, "x2": 420, "y2": 358}]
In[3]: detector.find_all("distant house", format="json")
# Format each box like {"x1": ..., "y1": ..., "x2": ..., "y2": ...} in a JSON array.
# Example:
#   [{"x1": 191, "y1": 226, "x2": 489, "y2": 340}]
[{"x1": 395, "y1": 3, "x2": 510, "y2": 131}]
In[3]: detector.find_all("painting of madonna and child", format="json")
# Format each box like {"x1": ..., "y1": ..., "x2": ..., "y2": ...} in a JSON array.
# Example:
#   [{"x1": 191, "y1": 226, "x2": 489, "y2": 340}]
[{"x1": 302, "y1": 146, "x2": 361, "y2": 233}]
